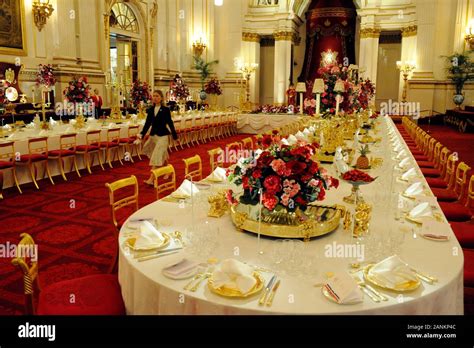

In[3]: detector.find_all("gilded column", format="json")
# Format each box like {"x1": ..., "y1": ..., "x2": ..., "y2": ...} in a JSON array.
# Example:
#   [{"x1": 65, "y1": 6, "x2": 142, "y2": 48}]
[{"x1": 358, "y1": 28, "x2": 380, "y2": 82}]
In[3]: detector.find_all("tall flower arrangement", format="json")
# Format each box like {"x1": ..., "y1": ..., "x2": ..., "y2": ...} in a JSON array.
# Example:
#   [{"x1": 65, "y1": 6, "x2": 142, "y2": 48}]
[
  {"x1": 36, "y1": 64, "x2": 56, "y2": 88},
  {"x1": 227, "y1": 133, "x2": 339, "y2": 213},
  {"x1": 170, "y1": 74, "x2": 190, "y2": 100},
  {"x1": 204, "y1": 77, "x2": 223, "y2": 95},
  {"x1": 63, "y1": 76, "x2": 91, "y2": 103},
  {"x1": 357, "y1": 78, "x2": 376, "y2": 110},
  {"x1": 129, "y1": 80, "x2": 151, "y2": 107}
]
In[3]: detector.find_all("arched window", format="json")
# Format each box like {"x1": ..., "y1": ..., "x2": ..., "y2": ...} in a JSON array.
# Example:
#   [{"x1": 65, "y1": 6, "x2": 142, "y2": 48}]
[{"x1": 110, "y1": 2, "x2": 139, "y2": 33}]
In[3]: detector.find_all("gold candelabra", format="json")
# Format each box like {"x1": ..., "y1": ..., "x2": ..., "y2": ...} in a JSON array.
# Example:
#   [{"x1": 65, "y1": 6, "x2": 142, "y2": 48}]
[
  {"x1": 238, "y1": 62, "x2": 258, "y2": 110},
  {"x1": 105, "y1": 73, "x2": 125, "y2": 119},
  {"x1": 396, "y1": 60, "x2": 416, "y2": 103}
]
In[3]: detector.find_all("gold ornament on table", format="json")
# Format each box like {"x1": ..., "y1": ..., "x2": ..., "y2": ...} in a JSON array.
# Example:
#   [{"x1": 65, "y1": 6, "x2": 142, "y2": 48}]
[
  {"x1": 208, "y1": 191, "x2": 229, "y2": 218},
  {"x1": 352, "y1": 202, "x2": 372, "y2": 238},
  {"x1": 137, "y1": 104, "x2": 147, "y2": 120}
]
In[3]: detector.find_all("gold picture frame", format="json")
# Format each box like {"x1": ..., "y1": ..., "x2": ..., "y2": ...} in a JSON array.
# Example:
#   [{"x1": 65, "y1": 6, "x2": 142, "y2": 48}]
[{"x1": 0, "y1": 0, "x2": 27, "y2": 56}]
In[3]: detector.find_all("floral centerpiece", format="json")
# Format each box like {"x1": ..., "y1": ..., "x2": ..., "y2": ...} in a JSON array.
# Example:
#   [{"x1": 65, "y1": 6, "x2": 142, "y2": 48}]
[
  {"x1": 251, "y1": 104, "x2": 300, "y2": 114},
  {"x1": 170, "y1": 74, "x2": 190, "y2": 101},
  {"x1": 129, "y1": 80, "x2": 151, "y2": 108},
  {"x1": 227, "y1": 133, "x2": 339, "y2": 213},
  {"x1": 63, "y1": 76, "x2": 91, "y2": 104},
  {"x1": 204, "y1": 77, "x2": 223, "y2": 95},
  {"x1": 36, "y1": 64, "x2": 56, "y2": 88},
  {"x1": 357, "y1": 78, "x2": 376, "y2": 111}
]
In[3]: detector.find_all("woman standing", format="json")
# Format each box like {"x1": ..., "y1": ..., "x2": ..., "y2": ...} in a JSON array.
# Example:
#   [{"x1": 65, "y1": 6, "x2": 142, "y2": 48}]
[{"x1": 137, "y1": 90, "x2": 178, "y2": 186}]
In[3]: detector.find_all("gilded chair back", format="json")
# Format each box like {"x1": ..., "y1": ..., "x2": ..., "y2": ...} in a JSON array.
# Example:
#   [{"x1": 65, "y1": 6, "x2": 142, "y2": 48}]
[
  {"x1": 107, "y1": 128, "x2": 121, "y2": 145},
  {"x1": 438, "y1": 147, "x2": 451, "y2": 176},
  {"x1": 453, "y1": 162, "x2": 471, "y2": 201},
  {"x1": 152, "y1": 165, "x2": 176, "y2": 199},
  {"x1": 183, "y1": 155, "x2": 202, "y2": 181},
  {"x1": 59, "y1": 133, "x2": 77, "y2": 151},
  {"x1": 0, "y1": 141, "x2": 15, "y2": 162},
  {"x1": 466, "y1": 175, "x2": 474, "y2": 210},
  {"x1": 128, "y1": 125, "x2": 140, "y2": 138},
  {"x1": 105, "y1": 175, "x2": 139, "y2": 228},
  {"x1": 432, "y1": 142, "x2": 442, "y2": 168},
  {"x1": 28, "y1": 137, "x2": 49, "y2": 156},
  {"x1": 11, "y1": 233, "x2": 39, "y2": 315},
  {"x1": 86, "y1": 130, "x2": 102, "y2": 145},
  {"x1": 241, "y1": 137, "x2": 254, "y2": 151},
  {"x1": 208, "y1": 147, "x2": 224, "y2": 171},
  {"x1": 444, "y1": 153, "x2": 458, "y2": 189}
]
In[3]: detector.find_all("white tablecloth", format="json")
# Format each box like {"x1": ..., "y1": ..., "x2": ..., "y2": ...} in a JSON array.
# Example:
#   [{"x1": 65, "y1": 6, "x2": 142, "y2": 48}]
[
  {"x1": 118, "y1": 117, "x2": 464, "y2": 315},
  {"x1": 237, "y1": 114, "x2": 301, "y2": 134}
]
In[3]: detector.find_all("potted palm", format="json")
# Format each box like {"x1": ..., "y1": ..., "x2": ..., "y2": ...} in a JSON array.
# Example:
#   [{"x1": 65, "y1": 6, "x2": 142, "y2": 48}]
[
  {"x1": 444, "y1": 52, "x2": 474, "y2": 108},
  {"x1": 192, "y1": 56, "x2": 218, "y2": 105}
]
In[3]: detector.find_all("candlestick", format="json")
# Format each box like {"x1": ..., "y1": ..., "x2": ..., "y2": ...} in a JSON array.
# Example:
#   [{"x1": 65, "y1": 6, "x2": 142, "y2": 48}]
[
  {"x1": 257, "y1": 188, "x2": 263, "y2": 255},
  {"x1": 335, "y1": 94, "x2": 341, "y2": 115},
  {"x1": 316, "y1": 93, "x2": 321, "y2": 116}
]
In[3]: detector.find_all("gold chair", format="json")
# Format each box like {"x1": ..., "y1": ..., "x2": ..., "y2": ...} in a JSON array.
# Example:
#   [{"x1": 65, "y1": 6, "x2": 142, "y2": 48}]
[
  {"x1": 119, "y1": 125, "x2": 141, "y2": 163},
  {"x1": 152, "y1": 165, "x2": 176, "y2": 199},
  {"x1": 105, "y1": 175, "x2": 139, "y2": 229},
  {"x1": 99, "y1": 128, "x2": 122, "y2": 168},
  {"x1": 48, "y1": 133, "x2": 81, "y2": 181},
  {"x1": 76, "y1": 130, "x2": 105, "y2": 174},
  {"x1": 16, "y1": 137, "x2": 54, "y2": 190},
  {"x1": 12, "y1": 233, "x2": 125, "y2": 315},
  {"x1": 241, "y1": 137, "x2": 254, "y2": 151},
  {"x1": 452, "y1": 162, "x2": 472, "y2": 201},
  {"x1": 183, "y1": 155, "x2": 202, "y2": 181},
  {"x1": 208, "y1": 147, "x2": 224, "y2": 171},
  {"x1": 0, "y1": 141, "x2": 22, "y2": 198}
]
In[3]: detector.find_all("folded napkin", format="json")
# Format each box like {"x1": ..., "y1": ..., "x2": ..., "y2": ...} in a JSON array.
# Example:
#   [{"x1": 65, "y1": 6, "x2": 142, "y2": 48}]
[
  {"x1": 133, "y1": 221, "x2": 165, "y2": 250},
  {"x1": 325, "y1": 271, "x2": 363, "y2": 304},
  {"x1": 369, "y1": 255, "x2": 418, "y2": 289},
  {"x1": 287, "y1": 134, "x2": 298, "y2": 145},
  {"x1": 405, "y1": 182, "x2": 423, "y2": 197},
  {"x1": 303, "y1": 128, "x2": 311, "y2": 136},
  {"x1": 409, "y1": 202, "x2": 433, "y2": 219},
  {"x1": 396, "y1": 150, "x2": 407, "y2": 160},
  {"x1": 49, "y1": 119, "x2": 58, "y2": 126},
  {"x1": 3, "y1": 124, "x2": 12, "y2": 130},
  {"x1": 308, "y1": 126, "x2": 315, "y2": 133},
  {"x1": 281, "y1": 138, "x2": 290, "y2": 146},
  {"x1": 401, "y1": 168, "x2": 417, "y2": 181},
  {"x1": 399, "y1": 157, "x2": 411, "y2": 169},
  {"x1": 421, "y1": 220, "x2": 450, "y2": 241},
  {"x1": 210, "y1": 167, "x2": 227, "y2": 181},
  {"x1": 211, "y1": 259, "x2": 256, "y2": 294},
  {"x1": 295, "y1": 131, "x2": 308, "y2": 142},
  {"x1": 173, "y1": 179, "x2": 199, "y2": 198}
]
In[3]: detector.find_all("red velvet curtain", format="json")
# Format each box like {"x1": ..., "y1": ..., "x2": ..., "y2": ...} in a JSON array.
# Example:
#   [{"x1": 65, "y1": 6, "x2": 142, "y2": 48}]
[{"x1": 298, "y1": 0, "x2": 356, "y2": 84}]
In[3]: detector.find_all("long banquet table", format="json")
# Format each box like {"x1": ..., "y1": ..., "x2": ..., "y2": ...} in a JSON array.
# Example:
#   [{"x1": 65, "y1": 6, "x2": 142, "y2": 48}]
[
  {"x1": 117, "y1": 116, "x2": 464, "y2": 315},
  {"x1": 237, "y1": 113, "x2": 301, "y2": 134}
]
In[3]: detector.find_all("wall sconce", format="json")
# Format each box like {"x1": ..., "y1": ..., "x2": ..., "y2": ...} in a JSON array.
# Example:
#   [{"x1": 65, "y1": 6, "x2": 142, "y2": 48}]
[
  {"x1": 33, "y1": 0, "x2": 54, "y2": 31},
  {"x1": 192, "y1": 37, "x2": 207, "y2": 57},
  {"x1": 465, "y1": 19, "x2": 474, "y2": 49},
  {"x1": 396, "y1": 60, "x2": 416, "y2": 103}
]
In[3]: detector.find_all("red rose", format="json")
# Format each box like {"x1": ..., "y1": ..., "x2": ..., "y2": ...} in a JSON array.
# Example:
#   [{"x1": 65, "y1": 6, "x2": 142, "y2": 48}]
[
  {"x1": 301, "y1": 174, "x2": 312, "y2": 183},
  {"x1": 286, "y1": 160, "x2": 306, "y2": 175},
  {"x1": 257, "y1": 152, "x2": 275, "y2": 167},
  {"x1": 263, "y1": 175, "x2": 282, "y2": 194},
  {"x1": 263, "y1": 193, "x2": 278, "y2": 211},
  {"x1": 331, "y1": 178, "x2": 339, "y2": 189},
  {"x1": 295, "y1": 195, "x2": 307, "y2": 206},
  {"x1": 261, "y1": 135, "x2": 273, "y2": 148},
  {"x1": 252, "y1": 169, "x2": 262, "y2": 179},
  {"x1": 317, "y1": 189, "x2": 326, "y2": 201},
  {"x1": 308, "y1": 161, "x2": 319, "y2": 175},
  {"x1": 242, "y1": 176, "x2": 250, "y2": 189}
]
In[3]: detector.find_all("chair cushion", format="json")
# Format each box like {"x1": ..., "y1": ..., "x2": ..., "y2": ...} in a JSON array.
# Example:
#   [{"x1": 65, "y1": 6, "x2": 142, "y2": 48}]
[
  {"x1": 417, "y1": 161, "x2": 435, "y2": 168},
  {"x1": 464, "y1": 249, "x2": 474, "y2": 288},
  {"x1": 119, "y1": 138, "x2": 133, "y2": 144},
  {"x1": 450, "y1": 222, "x2": 474, "y2": 248},
  {"x1": 76, "y1": 145, "x2": 99, "y2": 152},
  {"x1": 49, "y1": 149, "x2": 76, "y2": 157},
  {"x1": 431, "y1": 188, "x2": 459, "y2": 202},
  {"x1": 426, "y1": 177, "x2": 448, "y2": 188},
  {"x1": 421, "y1": 167, "x2": 441, "y2": 178},
  {"x1": 19, "y1": 154, "x2": 48, "y2": 162},
  {"x1": 414, "y1": 155, "x2": 429, "y2": 161},
  {"x1": 37, "y1": 274, "x2": 125, "y2": 315},
  {"x1": 97, "y1": 141, "x2": 119, "y2": 148},
  {"x1": 410, "y1": 150, "x2": 424, "y2": 156},
  {"x1": 0, "y1": 160, "x2": 13, "y2": 169},
  {"x1": 439, "y1": 202, "x2": 472, "y2": 222}
]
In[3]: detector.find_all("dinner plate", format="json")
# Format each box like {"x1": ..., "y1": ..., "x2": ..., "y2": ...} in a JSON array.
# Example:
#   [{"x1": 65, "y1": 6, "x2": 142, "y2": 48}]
[
  {"x1": 125, "y1": 232, "x2": 170, "y2": 251},
  {"x1": 321, "y1": 286, "x2": 363, "y2": 305},
  {"x1": 171, "y1": 192, "x2": 190, "y2": 200},
  {"x1": 363, "y1": 265, "x2": 420, "y2": 292},
  {"x1": 208, "y1": 272, "x2": 264, "y2": 298}
]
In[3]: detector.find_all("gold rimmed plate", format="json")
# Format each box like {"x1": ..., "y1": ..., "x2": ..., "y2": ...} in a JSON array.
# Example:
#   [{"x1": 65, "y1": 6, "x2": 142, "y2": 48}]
[
  {"x1": 321, "y1": 286, "x2": 363, "y2": 305},
  {"x1": 208, "y1": 272, "x2": 264, "y2": 298},
  {"x1": 171, "y1": 192, "x2": 191, "y2": 200},
  {"x1": 363, "y1": 265, "x2": 420, "y2": 292},
  {"x1": 206, "y1": 176, "x2": 224, "y2": 183},
  {"x1": 125, "y1": 232, "x2": 171, "y2": 251}
]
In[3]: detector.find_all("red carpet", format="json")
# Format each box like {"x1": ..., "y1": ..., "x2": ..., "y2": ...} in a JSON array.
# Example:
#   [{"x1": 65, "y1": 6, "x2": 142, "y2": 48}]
[{"x1": 0, "y1": 134, "x2": 251, "y2": 315}]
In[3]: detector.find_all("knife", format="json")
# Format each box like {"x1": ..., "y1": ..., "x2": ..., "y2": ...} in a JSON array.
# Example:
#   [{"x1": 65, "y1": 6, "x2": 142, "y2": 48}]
[
  {"x1": 258, "y1": 275, "x2": 276, "y2": 306},
  {"x1": 134, "y1": 247, "x2": 183, "y2": 259},
  {"x1": 137, "y1": 249, "x2": 181, "y2": 262},
  {"x1": 266, "y1": 280, "x2": 280, "y2": 307}
]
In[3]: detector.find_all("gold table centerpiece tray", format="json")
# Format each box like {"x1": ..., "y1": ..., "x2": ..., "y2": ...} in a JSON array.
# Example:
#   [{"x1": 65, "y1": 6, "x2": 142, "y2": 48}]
[
  {"x1": 363, "y1": 265, "x2": 421, "y2": 292},
  {"x1": 208, "y1": 272, "x2": 264, "y2": 298},
  {"x1": 230, "y1": 204, "x2": 342, "y2": 240},
  {"x1": 125, "y1": 232, "x2": 171, "y2": 251}
]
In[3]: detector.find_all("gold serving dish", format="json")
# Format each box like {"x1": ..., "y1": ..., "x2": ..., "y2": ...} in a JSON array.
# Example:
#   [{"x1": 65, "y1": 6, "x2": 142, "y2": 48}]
[
  {"x1": 125, "y1": 232, "x2": 171, "y2": 251},
  {"x1": 208, "y1": 272, "x2": 264, "y2": 298},
  {"x1": 230, "y1": 204, "x2": 343, "y2": 240},
  {"x1": 363, "y1": 265, "x2": 421, "y2": 292}
]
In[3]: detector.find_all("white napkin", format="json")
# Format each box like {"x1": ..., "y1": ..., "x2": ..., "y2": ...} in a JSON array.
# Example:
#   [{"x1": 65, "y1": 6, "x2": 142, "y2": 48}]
[
  {"x1": 325, "y1": 272, "x2": 363, "y2": 304},
  {"x1": 303, "y1": 128, "x2": 311, "y2": 136},
  {"x1": 287, "y1": 134, "x2": 298, "y2": 145},
  {"x1": 211, "y1": 259, "x2": 256, "y2": 294},
  {"x1": 173, "y1": 179, "x2": 199, "y2": 198},
  {"x1": 401, "y1": 168, "x2": 417, "y2": 181},
  {"x1": 3, "y1": 124, "x2": 12, "y2": 130},
  {"x1": 295, "y1": 131, "x2": 308, "y2": 142},
  {"x1": 409, "y1": 202, "x2": 433, "y2": 219},
  {"x1": 399, "y1": 157, "x2": 411, "y2": 169},
  {"x1": 49, "y1": 119, "x2": 58, "y2": 126},
  {"x1": 421, "y1": 220, "x2": 450, "y2": 241},
  {"x1": 396, "y1": 150, "x2": 407, "y2": 160},
  {"x1": 133, "y1": 221, "x2": 165, "y2": 250},
  {"x1": 281, "y1": 138, "x2": 290, "y2": 146},
  {"x1": 368, "y1": 255, "x2": 418, "y2": 289},
  {"x1": 210, "y1": 167, "x2": 227, "y2": 181},
  {"x1": 404, "y1": 182, "x2": 423, "y2": 197},
  {"x1": 309, "y1": 126, "x2": 315, "y2": 133}
]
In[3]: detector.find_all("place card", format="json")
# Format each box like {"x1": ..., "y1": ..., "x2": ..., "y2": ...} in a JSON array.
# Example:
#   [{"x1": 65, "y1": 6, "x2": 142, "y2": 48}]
[
  {"x1": 325, "y1": 271, "x2": 363, "y2": 304},
  {"x1": 421, "y1": 220, "x2": 450, "y2": 241}
]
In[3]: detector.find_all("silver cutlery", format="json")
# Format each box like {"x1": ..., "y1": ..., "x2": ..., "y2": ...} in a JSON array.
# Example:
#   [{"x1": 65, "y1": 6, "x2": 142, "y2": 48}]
[
  {"x1": 137, "y1": 249, "x2": 180, "y2": 262},
  {"x1": 358, "y1": 284, "x2": 380, "y2": 303},
  {"x1": 184, "y1": 272, "x2": 205, "y2": 291},
  {"x1": 353, "y1": 274, "x2": 388, "y2": 302},
  {"x1": 190, "y1": 273, "x2": 212, "y2": 292},
  {"x1": 134, "y1": 247, "x2": 182, "y2": 260},
  {"x1": 258, "y1": 275, "x2": 276, "y2": 306},
  {"x1": 265, "y1": 279, "x2": 281, "y2": 307}
]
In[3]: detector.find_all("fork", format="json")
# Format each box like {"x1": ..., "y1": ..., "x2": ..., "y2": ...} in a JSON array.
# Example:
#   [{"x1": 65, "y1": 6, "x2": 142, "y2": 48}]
[{"x1": 184, "y1": 272, "x2": 205, "y2": 291}]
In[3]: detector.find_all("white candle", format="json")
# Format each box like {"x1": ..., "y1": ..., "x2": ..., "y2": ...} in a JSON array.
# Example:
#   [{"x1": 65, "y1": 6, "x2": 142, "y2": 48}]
[
  {"x1": 335, "y1": 95, "x2": 341, "y2": 115},
  {"x1": 316, "y1": 93, "x2": 321, "y2": 116}
]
